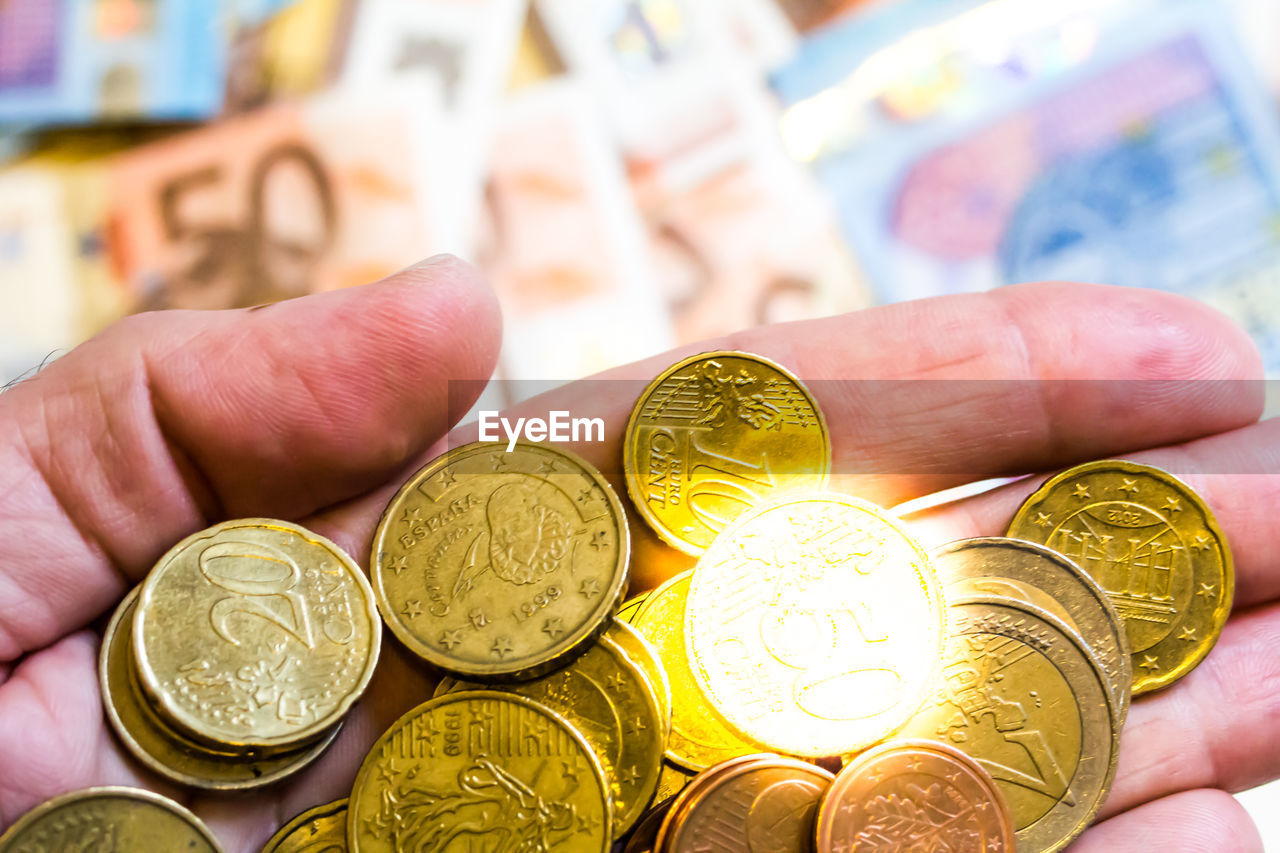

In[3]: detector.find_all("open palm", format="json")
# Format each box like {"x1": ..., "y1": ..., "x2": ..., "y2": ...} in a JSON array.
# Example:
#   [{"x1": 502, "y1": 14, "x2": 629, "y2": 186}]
[{"x1": 0, "y1": 256, "x2": 1270, "y2": 851}]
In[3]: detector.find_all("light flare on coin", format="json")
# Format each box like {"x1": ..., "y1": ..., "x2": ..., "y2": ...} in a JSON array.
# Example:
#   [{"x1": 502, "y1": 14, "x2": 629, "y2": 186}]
[{"x1": 686, "y1": 493, "x2": 945, "y2": 758}]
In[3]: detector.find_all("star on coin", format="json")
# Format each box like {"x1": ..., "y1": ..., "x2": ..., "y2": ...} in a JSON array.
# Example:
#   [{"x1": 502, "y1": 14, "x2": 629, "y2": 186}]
[
  {"x1": 1196, "y1": 582, "x2": 1217, "y2": 599},
  {"x1": 1032, "y1": 511, "x2": 1053, "y2": 528},
  {"x1": 579, "y1": 577, "x2": 601, "y2": 598},
  {"x1": 561, "y1": 757, "x2": 583, "y2": 784},
  {"x1": 542, "y1": 617, "x2": 565, "y2": 640},
  {"x1": 604, "y1": 673, "x2": 627, "y2": 692},
  {"x1": 625, "y1": 716, "x2": 647, "y2": 735},
  {"x1": 385, "y1": 555, "x2": 410, "y2": 576},
  {"x1": 400, "y1": 600, "x2": 424, "y2": 620},
  {"x1": 1179, "y1": 627, "x2": 1198, "y2": 642},
  {"x1": 618, "y1": 765, "x2": 641, "y2": 785},
  {"x1": 1190, "y1": 534, "x2": 1212, "y2": 551},
  {"x1": 1162, "y1": 496, "x2": 1182, "y2": 515},
  {"x1": 437, "y1": 470, "x2": 456, "y2": 487},
  {"x1": 577, "y1": 487, "x2": 594, "y2": 504},
  {"x1": 538, "y1": 459, "x2": 557, "y2": 474},
  {"x1": 399, "y1": 506, "x2": 422, "y2": 527},
  {"x1": 376, "y1": 760, "x2": 399, "y2": 787},
  {"x1": 439, "y1": 629, "x2": 464, "y2": 650},
  {"x1": 489, "y1": 454, "x2": 508, "y2": 471},
  {"x1": 905, "y1": 757, "x2": 922, "y2": 772},
  {"x1": 589, "y1": 529, "x2": 609, "y2": 550},
  {"x1": 1072, "y1": 482, "x2": 1091, "y2": 500},
  {"x1": 1139, "y1": 654, "x2": 1160, "y2": 672},
  {"x1": 490, "y1": 636, "x2": 515, "y2": 659},
  {"x1": 576, "y1": 812, "x2": 602, "y2": 835},
  {"x1": 1119, "y1": 477, "x2": 1140, "y2": 496}
]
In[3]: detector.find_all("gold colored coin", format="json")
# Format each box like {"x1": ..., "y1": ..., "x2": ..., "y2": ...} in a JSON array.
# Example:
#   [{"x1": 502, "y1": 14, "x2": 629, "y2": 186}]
[
  {"x1": 630, "y1": 571, "x2": 762, "y2": 770},
  {"x1": 817, "y1": 739, "x2": 1014, "y2": 852},
  {"x1": 895, "y1": 596, "x2": 1118, "y2": 853},
  {"x1": 101, "y1": 589, "x2": 341, "y2": 790},
  {"x1": 654, "y1": 762, "x2": 695, "y2": 803},
  {"x1": 935, "y1": 537, "x2": 1132, "y2": 721},
  {"x1": 260, "y1": 799, "x2": 347, "y2": 852},
  {"x1": 686, "y1": 493, "x2": 945, "y2": 757},
  {"x1": 616, "y1": 591, "x2": 650, "y2": 623},
  {"x1": 1007, "y1": 459, "x2": 1232, "y2": 694},
  {"x1": 623, "y1": 350, "x2": 830, "y2": 555},
  {"x1": 656, "y1": 756, "x2": 833, "y2": 851},
  {"x1": 607, "y1": 620, "x2": 672, "y2": 737},
  {"x1": 372, "y1": 441, "x2": 630, "y2": 680},
  {"x1": 133, "y1": 518, "x2": 380, "y2": 750},
  {"x1": 348, "y1": 691, "x2": 611, "y2": 852},
  {"x1": 439, "y1": 634, "x2": 665, "y2": 834},
  {"x1": 0, "y1": 787, "x2": 222, "y2": 852}
]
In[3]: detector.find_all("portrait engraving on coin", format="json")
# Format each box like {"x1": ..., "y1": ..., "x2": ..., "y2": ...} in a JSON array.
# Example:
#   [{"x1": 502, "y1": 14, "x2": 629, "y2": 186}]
[{"x1": 373, "y1": 443, "x2": 629, "y2": 678}]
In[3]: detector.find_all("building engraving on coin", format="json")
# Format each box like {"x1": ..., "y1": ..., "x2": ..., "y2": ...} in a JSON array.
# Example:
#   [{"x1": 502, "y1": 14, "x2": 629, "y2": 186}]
[
  {"x1": 348, "y1": 692, "x2": 610, "y2": 852},
  {"x1": 1008, "y1": 460, "x2": 1232, "y2": 693},
  {"x1": 133, "y1": 519, "x2": 380, "y2": 748},
  {"x1": 624, "y1": 351, "x2": 830, "y2": 554},
  {"x1": 373, "y1": 442, "x2": 629, "y2": 678},
  {"x1": 686, "y1": 494, "x2": 944, "y2": 757}
]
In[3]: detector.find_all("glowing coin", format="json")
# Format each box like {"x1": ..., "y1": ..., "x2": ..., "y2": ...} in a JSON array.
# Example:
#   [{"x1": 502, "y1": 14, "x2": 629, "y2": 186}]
[{"x1": 686, "y1": 493, "x2": 944, "y2": 758}]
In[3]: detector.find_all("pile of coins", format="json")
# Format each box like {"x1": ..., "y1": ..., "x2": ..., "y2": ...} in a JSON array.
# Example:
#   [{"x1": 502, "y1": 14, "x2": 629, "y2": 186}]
[{"x1": 0, "y1": 351, "x2": 1233, "y2": 853}]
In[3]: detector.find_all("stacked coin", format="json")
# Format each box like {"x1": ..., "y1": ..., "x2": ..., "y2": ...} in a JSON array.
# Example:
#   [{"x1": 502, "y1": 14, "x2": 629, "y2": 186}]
[
  {"x1": 99, "y1": 518, "x2": 381, "y2": 790},
  {"x1": 3, "y1": 349, "x2": 1237, "y2": 853}
]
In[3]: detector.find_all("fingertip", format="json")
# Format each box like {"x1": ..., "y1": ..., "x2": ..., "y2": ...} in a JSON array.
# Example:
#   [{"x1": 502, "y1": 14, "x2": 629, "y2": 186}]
[{"x1": 999, "y1": 282, "x2": 1265, "y2": 383}]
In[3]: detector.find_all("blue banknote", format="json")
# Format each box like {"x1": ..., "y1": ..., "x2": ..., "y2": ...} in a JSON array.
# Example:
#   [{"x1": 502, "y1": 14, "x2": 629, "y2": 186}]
[
  {"x1": 0, "y1": 0, "x2": 226, "y2": 125},
  {"x1": 775, "y1": 0, "x2": 1280, "y2": 373}
]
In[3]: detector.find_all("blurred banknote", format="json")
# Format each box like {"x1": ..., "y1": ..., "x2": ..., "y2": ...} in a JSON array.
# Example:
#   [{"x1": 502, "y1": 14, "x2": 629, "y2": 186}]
[
  {"x1": 0, "y1": 0, "x2": 226, "y2": 125},
  {"x1": 775, "y1": 0, "x2": 1280, "y2": 372},
  {"x1": 0, "y1": 167, "x2": 79, "y2": 383},
  {"x1": 342, "y1": 0, "x2": 529, "y2": 251},
  {"x1": 477, "y1": 81, "x2": 675, "y2": 380},
  {"x1": 101, "y1": 88, "x2": 461, "y2": 316},
  {"x1": 536, "y1": 0, "x2": 868, "y2": 345},
  {"x1": 225, "y1": 0, "x2": 354, "y2": 113}
]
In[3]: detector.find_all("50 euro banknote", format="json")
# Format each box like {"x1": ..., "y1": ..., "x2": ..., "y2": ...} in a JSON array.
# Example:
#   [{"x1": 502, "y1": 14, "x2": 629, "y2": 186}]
[{"x1": 101, "y1": 87, "x2": 465, "y2": 316}]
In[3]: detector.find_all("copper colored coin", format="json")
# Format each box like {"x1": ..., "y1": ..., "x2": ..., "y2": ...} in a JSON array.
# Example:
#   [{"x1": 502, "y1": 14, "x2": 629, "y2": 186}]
[
  {"x1": 817, "y1": 740, "x2": 1013, "y2": 852},
  {"x1": 656, "y1": 756, "x2": 833, "y2": 851},
  {"x1": 622, "y1": 797, "x2": 674, "y2": 853}
]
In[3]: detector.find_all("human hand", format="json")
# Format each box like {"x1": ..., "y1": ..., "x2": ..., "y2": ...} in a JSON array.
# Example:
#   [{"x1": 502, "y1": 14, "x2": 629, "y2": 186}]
[{"x1": 0, "y1": 258, "x2": 1269, "y2": 851}]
